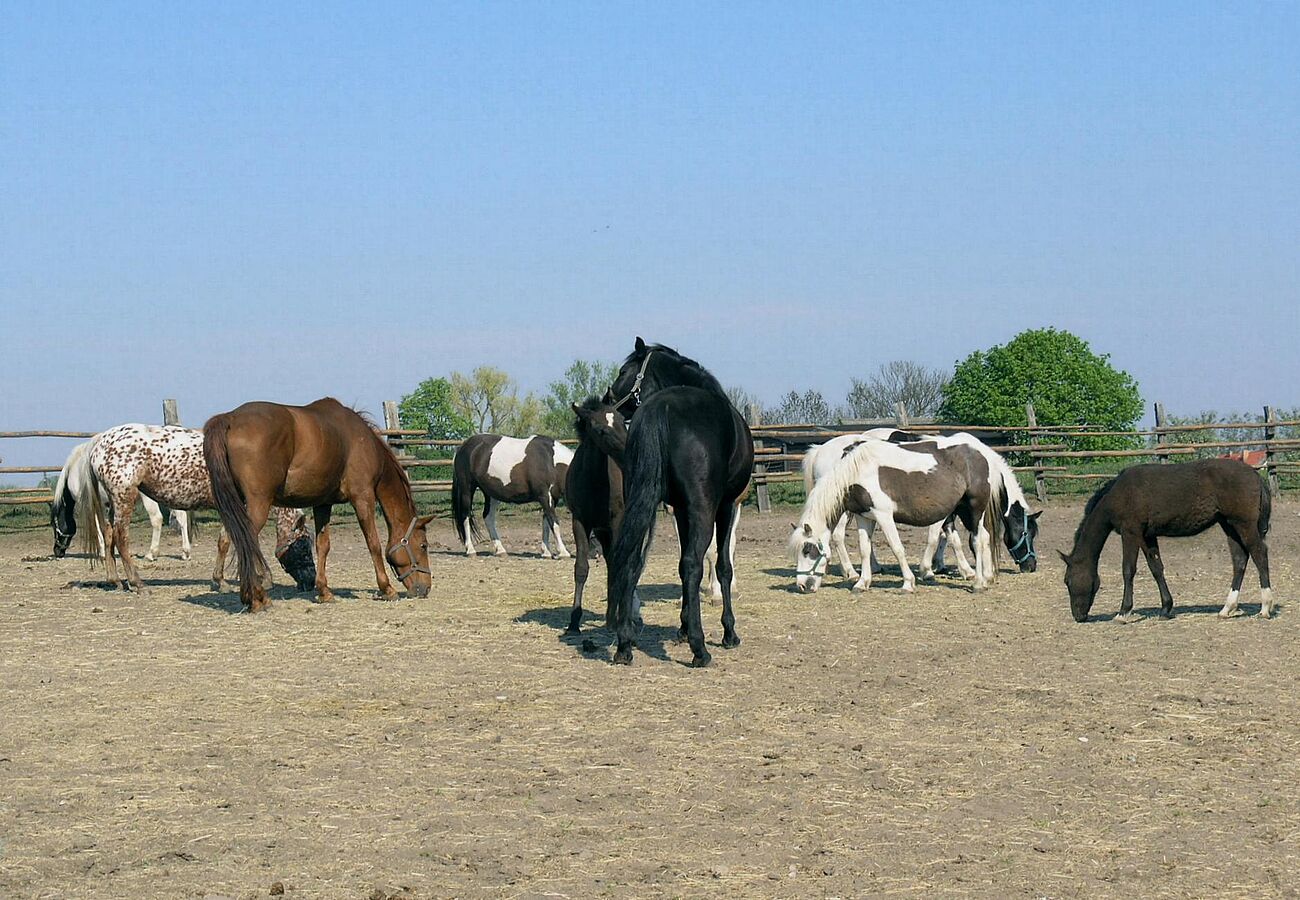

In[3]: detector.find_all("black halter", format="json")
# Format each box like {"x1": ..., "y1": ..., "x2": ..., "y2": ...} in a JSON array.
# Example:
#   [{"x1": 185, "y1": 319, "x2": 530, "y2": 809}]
[
  {"x1": 386, "y1": 515, "x2": 431, "y2": 584},
  {"x1": 607, "y1": 351, "x2": 654, "y2": 411}
]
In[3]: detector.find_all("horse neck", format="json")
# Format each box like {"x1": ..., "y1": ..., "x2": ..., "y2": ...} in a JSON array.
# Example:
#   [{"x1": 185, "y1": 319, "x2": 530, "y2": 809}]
[
  {"x1": 374, "y1": 452, "x2": 415, "y2": 539},
  {"x1": 644, "y1": 355, "x2": 723, "y2": 400},
  {"x1": 1069, "y1": 500, "x2": 1113, "y2": 567}
]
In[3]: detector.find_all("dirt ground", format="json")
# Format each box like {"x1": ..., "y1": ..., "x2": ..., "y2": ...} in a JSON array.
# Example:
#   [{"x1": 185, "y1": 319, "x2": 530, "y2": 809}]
[{"x1": 1, "y1": 499, "x2": 1298, "y2": 899}]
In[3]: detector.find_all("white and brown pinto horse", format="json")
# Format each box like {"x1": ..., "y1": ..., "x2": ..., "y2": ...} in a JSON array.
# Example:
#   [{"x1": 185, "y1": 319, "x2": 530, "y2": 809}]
[
  {"x1": 52, "y1": 439, "x2": 192, "y2": 561},
  {"x1": 84, "y1": 424, "x2": 315, "y2": 592},
  {"x1": 791, "y1": 437, "x2": 1004, "y2": 593},
  {"x1": 452, "y1": 434, "x2": 574, "y2": 559}
]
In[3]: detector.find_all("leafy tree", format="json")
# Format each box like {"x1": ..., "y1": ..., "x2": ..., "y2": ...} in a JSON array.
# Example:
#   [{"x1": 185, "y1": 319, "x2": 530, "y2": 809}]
[
  {"x1": 766, "y1": 389, "x2": 839, "y2": 426},
  {"x1": 938, "y1": 328, "x2": 1142, "y2": 450},
  {"x1": 398, "y1": 377, "x2": 473, "y2": 440},
  {"x1": 450, "y1": 367, "x2": 544, "y2": 436},
  {"x1": 845, "y1": 360, "x2": 949, "y2": 420},
  {"x1": 541, "y1": 359, "x2": 619, "y2": 437}
]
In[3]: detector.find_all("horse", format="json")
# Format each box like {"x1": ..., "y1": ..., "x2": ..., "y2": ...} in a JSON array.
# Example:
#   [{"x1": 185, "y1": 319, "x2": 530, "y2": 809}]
[
  {"x1": 564, "y1": 397, "x2": 726, "y2": 634},
  {"x1": 1060, "y1": 459, "x2": 1273, "y2": 622},
  {"x1": 52, "y1": 439, "x2": 191, "y2": 561},
  {"x1": 83, "y1": 424, "x2": 316, "y2": 592},
  {"x1": 204, "y1": 398, "x2": 434, "y2": 611},
  {"x1": 790, "y1": 437, "x2": 1003, "y2": 594},
  {"x1": 452, "y1": 433, "x2": 574, "y2": 559},
  {"x1": 603, "y1": 338, "x2": 752, "y2": 667},
  {"x1": 801, "y1": 430, "x2": 973, "y2": 587}
]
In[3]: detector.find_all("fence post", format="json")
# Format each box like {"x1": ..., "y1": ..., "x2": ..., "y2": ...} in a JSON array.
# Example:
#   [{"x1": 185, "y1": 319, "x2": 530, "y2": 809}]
[
  {"x1": 382, "y1": 400, "x2": 400, "y2": 446},
  {"x1": 1264, "y1": 405, "x2": 1279, "y2": 493},
  {"x1": 163, "y1": 399, "x2": 180, "y2": 426},
  {"x1": 1154, "y1": 402, "x2": 1169, "y2": 462},
  {"x1": 747, "y1": 403, "x2": 770, "y2": 514},
  {"x1": 1026, "y1": 402, "x2": 1046, "y2": 503},
  {"x1": 895, "y1": 401, "x2": 910, "y2": 429}
]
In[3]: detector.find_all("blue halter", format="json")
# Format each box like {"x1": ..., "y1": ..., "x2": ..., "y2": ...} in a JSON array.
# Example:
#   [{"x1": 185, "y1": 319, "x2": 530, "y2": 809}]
[{"x1": 1007, "y1": 506, "x2": 1036, "y2": 562}]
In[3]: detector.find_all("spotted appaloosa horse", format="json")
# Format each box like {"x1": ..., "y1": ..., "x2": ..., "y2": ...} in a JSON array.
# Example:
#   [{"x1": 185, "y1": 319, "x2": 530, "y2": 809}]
[
  {"x1": 85, "y1": 424, "x2": 315, "y2": 592},
  {"x1": 452, "y1": 434, "x2": 574, "y2": 559},
  {"x1": 52, "y1": 439, "x2": 192, "y2": 561}
]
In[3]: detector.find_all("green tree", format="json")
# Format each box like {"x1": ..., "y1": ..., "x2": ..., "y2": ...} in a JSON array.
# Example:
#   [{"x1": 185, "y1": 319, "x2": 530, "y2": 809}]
[
  {"x1": 938, "y1": 328, "x2": 1143, "y2": 450},
  {"x1": 450, "y1": 367, "x2": 544, "y2": 436},
  {"x1": 541, "y1": 359, "x2": 619, "y2": 437},
  {"x1": 398, "y1": 377, "x2": 473, "y2": 440}
]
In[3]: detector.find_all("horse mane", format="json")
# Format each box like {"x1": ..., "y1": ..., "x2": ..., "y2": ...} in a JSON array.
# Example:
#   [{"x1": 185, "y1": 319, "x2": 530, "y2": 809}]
[
  {"x1": 625, "y1": 342, "x2": 727, "y2": 398},
  {"x1": 795, "y1": 439, "x2": 882, "y2": 538},
  {"x1": 1075, "y1": 477, "x2": 1118, "y2": 542},
  {"x1": 353, "y1": 405, "x2": 417, "y2": 510}
]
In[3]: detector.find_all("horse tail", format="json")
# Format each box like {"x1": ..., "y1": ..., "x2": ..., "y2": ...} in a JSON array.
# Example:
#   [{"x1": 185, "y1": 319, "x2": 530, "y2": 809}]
[
  {"x1": 986, "y1": 476, "x2": 1004, "y2": 574},
  {"x1": 80, "y1": 459, "x2": 108, "y2": 564},
  {"x1": 203, "y1": 414, "x2": 266, "y2": 593},
  {"x1": 606, "y1": 414, "x2": 668, "y2": 629},
  {"x1": 1258, "y1": 473, "x2": 1272, "y2": 537},
  {"x1": 451, "y1": 447, "x2": 487, "y2": 545}
]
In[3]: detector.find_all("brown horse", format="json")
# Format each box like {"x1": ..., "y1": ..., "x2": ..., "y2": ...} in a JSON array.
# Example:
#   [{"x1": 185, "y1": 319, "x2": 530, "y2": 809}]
[{"x1": 203, "y1": 398, "x2": 434, "y2": 611}]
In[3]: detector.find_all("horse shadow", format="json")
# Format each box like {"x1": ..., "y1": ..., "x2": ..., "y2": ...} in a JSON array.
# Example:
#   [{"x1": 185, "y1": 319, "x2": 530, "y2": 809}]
[
  {"x1": 179, "y1": 583, "x2": 329, "y2": 614},
  {"x1": 759, "y1": 566, "x2": 976, "y2": 594},
  {"x1": 517, "y1": 601, "x2": 691, "y2": 665},
  {"x1": 1089, "y1": 601, "x2": 1280, "y2": 622}
]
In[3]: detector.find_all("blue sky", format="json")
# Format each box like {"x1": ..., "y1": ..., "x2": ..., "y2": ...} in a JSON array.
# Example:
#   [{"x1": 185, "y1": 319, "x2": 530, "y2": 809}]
[{"x1": 3, "y1": 2, "x2": 1298, "y2": 475}]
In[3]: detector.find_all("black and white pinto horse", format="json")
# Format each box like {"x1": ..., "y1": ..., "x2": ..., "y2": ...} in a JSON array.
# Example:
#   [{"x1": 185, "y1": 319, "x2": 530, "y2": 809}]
[
  {"x1": 604, "y1": 338, "x2": 752, "y2": 667},
  {"x1": 791, "y1": 437, "x2": 1004, "y2": 593},
  {"x1": 452, "y1": 433, "x2": 574, "y2": 559},
  {"x1": 565, "y1": 396, "x2": 724, "y2": 634},
  {"x1": 51, "y1": 438, "x2": 192, "y2": 561}
]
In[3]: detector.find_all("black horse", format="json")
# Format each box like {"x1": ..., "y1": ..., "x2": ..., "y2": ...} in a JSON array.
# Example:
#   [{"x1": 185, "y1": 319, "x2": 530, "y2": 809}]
[
  {"x1": 1060, "y1": 458, "x2": 1274, "y2": 622},
  {"x1": 603, "y1": 338, "x2": 753, "y2": 666},
  {"x1": 566, "y1": 397, "x2": 630, "y2": 633}
]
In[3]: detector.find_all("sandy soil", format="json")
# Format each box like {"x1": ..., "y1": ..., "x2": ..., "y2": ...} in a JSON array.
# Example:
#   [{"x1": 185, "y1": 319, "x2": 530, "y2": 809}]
[{"x1": 1, "y1": 500, "x2": 1298, "y2": 899}]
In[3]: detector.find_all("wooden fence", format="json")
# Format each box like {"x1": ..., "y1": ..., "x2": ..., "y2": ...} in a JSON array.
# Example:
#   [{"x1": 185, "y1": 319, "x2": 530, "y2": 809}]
[{"x1": 4, "y1": 400, "x2": 1298, "y2": 514}]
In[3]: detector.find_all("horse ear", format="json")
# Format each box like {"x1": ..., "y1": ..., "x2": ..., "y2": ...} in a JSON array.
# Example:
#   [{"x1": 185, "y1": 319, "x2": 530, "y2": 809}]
[
  {"x1": 1030, "y1": 510, "x2": 1043, "y2": 520},
  {"x1": 416, "y1": 514, "x2": 435, "y2": 528},
  {"x1": 1056, "y1": 549, "x2": 1070, "y2": 564},
  {"x1": 789, "y1": 522, "x2": 798, "y2": 531},
  {"x1": 803, "y1": 523, "x2": 813, "y2": 536},
  {"x1": 571, "y1": 402, "x2": 581, "y2": 415},
  {"x1": 635, "y1": 336, "x2": 646, "y2": 353}
]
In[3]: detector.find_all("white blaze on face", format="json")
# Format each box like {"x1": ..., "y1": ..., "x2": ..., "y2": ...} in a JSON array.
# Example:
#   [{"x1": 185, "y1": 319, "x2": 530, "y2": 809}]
[
  {"x1": 486, "y1": 436, "x2": 532, "y2": 485},
  {"x1": 604, "y1": 412, "x2": 616, "y2": 428}
]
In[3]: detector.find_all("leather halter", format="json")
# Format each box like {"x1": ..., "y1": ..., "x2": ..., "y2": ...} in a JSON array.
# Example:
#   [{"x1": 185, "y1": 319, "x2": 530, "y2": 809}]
[
  {"x1": 607, "y1": 351, "x2": 654, "y2": 411},
  {"x1": 386, "y1": 515, "x2": 431, "y2": 584},
  {"x1": 1007, "y1": 506, "x2": 1037, "y2": 564}
]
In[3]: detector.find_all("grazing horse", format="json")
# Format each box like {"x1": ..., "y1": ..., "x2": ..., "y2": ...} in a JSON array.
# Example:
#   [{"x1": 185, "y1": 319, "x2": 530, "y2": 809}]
[
  {"x1": 604, "y1": 338, "x2": 752, "y2": 667},
  {"x1": 204, "y1": 398, "x2": 434, "y2": 611},
  {"x1": 452, "y1": 433, "x2": 574, "y2": 559},
  {"x1": 52, "y1": 439, "x2": 190, "y2": 561},
  {"x1": 801, "y1": 430, "x2": 973, "y2": 586},
  {"x1": 84, "y1": 424, "x2": 315, "y2": 592},
  {"x1": 1060, "y1": 459, "x2": 1273, "y2": 622},
  {"x1": 791, "y1": 438, "x2": 1003, "y2": 593}
]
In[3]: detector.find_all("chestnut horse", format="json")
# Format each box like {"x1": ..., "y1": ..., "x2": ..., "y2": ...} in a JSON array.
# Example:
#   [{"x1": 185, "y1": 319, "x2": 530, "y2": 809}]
[{"x1": 203, "y1": 398, "x2": 434, "y2": 611}]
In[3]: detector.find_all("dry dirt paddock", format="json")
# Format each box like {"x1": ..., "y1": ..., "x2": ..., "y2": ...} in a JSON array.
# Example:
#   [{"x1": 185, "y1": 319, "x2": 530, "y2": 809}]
[{"x1": 2, "y1": 499, "x2": 1299, "y2": 900}]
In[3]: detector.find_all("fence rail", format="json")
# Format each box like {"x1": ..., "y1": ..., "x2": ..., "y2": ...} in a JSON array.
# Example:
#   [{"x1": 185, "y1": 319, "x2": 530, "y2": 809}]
[{"x1": 4, "y1": 399, "x2": 1298, "y2": 511}]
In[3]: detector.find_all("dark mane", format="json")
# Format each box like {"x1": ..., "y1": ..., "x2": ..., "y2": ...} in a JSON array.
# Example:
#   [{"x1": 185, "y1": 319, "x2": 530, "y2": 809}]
[
  {"x1": 625, "y1": 342, "x2": 727, "y2": 398},
  {"x1": 353, "y1": 404, "x2": 417, "y2": 509},
  {"x1": 1074, "y1": 477, "x2": 1118, "y2": 542}
]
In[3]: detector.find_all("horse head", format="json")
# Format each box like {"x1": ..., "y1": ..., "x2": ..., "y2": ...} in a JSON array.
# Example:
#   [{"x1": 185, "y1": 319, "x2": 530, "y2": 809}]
[
  {"x1": 1004, "y1": 502, "x2": 1042, "y2": 572},
  {"x1": 789, "y1": 521, "x2": 831, "y2": 593}
]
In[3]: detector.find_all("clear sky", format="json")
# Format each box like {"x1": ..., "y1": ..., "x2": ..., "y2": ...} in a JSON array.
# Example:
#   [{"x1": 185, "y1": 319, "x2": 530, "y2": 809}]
[{"x1": 2, "y1": 2, "x2": 1298, "y2": 475}]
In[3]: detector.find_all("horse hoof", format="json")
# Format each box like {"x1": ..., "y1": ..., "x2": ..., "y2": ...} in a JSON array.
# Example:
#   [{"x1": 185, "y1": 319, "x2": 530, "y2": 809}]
[
  {"x1": 690, "y1": 652, "x2": 712, "y2": 668},
  {"x1": 843, "y1": 568, "x2": 859, "y2": 581},
  {"x1": 315, "y1": 593, "x2": 337, "y2": 604},
  {"x1": 565, "y1": 625, "x2": 581, "y2": 635},
  {"x1": 1116, "y1": 612, "x2": 1140, "y2": 624},
  {"x1": 850, "y1": 582, "x2": 867, "y2": 593},
  {"x1": 722, "y1": 633, "x2": 741, "y2": 649},
  {"x1": 612, "y1": 647, "x2": 634, "y2": 666},
  {"x1": 1256, "y1": 610, "x2": 1273, "y2": 620},
  {"x1": 902, "y1": 583, "x2": 916, "y2": 594},
  {"x1": 1159, "y1": 610, "x2": 1175, "y2": 620},
  {"x1": 495, "y1": 550, "x2": 508, "y2": 558}
]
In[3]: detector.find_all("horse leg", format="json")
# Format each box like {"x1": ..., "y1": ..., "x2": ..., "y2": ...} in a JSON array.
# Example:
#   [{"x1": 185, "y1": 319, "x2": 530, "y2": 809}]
[
  {"x1": 484, "y1": 497, "x2": 507, "y2": 557},
  {"x1": 1140, "y1": 534, "x2": 1176, "y2": 618},
  {"x1": 569, "y1": 518, "x2": 590, "y2": 633},
  {"x1": 704, "y1": 531, "x2": 723, "y2": 601},
  {"x1": 947, "y1": 520, "x2": 976, "y2": 579},
  {"x1": 1117, "y1": 531, "x2": 1141, "y2": 622},
  {"x1": 110, "y1": 486, "x2": 144, "y2": 590},
  {"x1": 354, "y1": 496, "x2": 399, "y2": 600},
  {"x1": 933, "y1": 520, "x2": 950, "y2": 573},
  {"x1": 919, "y1": 522, "x2": 943, "y2": 582},
  {"x1": 715, "y1": 499, "x2": 741, "y2": 650},
  {"x1": 832, "y1": 513, "x2": 858, "y2": 581},
  {"x1": 242, "y1": 496, "x2": 275, "y2": 611},
  {"x1": 143, "y1": 495, "x2": 163, "y2": 561},
  {"x1": 1233, "y1": 520, "x2": 1274, "y2": 618},
  {"x1": 175, "y1": 509, "x2": 192, "y2": 561},
  {"x1": 860, "y1": 516, "x2": 882, "y2": 575},
  {"x1": 874, "y1": 514, "x2": 916, "y2": 593},
  {"x1": 212, "y1": 527, "x2": 231, "y2": 591},
  {"x1": 313, "y1": 505, "x2": 336, "y2": 603},
  {"x1": 676, "y1": 506, "x2": 715, "y2": 666}
]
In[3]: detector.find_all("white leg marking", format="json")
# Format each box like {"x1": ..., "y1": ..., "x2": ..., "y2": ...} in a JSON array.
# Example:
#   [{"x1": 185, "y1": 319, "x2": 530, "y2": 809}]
[
  {"x1": 875, "y1": 514, "x2": 914, "y2": 592},
  {"x1": 1219, "y1": 589, "x2": 1241, "y2": 619},
  {"x1": 1258, "y1": 587, "x2": 1275, "y2": 618}
]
